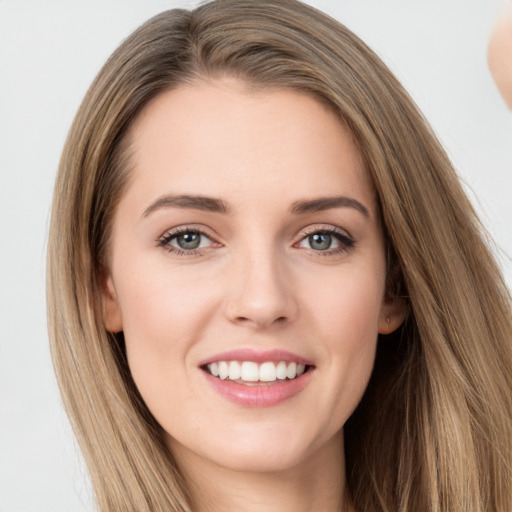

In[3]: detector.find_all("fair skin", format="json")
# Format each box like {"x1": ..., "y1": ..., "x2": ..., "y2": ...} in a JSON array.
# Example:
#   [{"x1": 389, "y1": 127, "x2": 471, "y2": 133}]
[
  {"x1": 488, "y1": 5, "x2": 512, "y2": 109},
  {"x1": 103, "y1": 80, "x2": 405, "y2": 512}
]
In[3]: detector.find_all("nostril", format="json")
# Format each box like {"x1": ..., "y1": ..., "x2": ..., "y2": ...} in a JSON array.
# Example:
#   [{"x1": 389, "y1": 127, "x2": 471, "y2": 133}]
[
  {"x1": 231, "y1": 314, "x2": 288, "y2": 328},
  {"x1": 224, "y1": 288, "x2": 298, "y2": 328}
]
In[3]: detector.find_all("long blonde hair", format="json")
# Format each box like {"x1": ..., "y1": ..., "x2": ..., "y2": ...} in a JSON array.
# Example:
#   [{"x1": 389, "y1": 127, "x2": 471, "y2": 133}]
[{"x1": 47, "y1": 1, "x2": 512, "y2": 510}]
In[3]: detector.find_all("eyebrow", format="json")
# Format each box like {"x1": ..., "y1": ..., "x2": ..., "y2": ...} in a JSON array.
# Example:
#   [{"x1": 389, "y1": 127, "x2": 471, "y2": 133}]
[
  {"x1": 142, "y1": 194, "x2": 231, "y2": 217},
  {"x1": 290, "y1": 196, "x2": 370, "y2": 217},
  {"x1": 142, "y1": 193, "x2": 369, "y2": 219}
]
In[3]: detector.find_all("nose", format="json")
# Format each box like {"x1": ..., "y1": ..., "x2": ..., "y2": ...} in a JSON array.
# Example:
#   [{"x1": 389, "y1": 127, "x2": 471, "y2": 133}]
[{"x1": 224, "y1": 248, "x2": 299, "y2": 329}]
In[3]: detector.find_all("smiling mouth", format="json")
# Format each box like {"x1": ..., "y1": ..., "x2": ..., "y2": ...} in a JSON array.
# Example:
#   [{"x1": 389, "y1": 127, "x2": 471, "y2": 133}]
[{"x1": 203, "y1": 360, "x2": 311, "y2": 385}]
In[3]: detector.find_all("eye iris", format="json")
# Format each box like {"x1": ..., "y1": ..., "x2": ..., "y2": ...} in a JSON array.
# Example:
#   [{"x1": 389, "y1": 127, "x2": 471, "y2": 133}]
[
  {"x1": 176, "y1": 232, "x2": 201, "y2": 250},
  {"x1": 309, "y1": 233, "x2": 331, "y2": 250}
]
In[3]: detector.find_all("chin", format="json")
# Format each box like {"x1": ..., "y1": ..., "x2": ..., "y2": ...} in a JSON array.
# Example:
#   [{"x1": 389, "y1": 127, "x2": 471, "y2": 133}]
[
  {"x1": 202, "y1": 446, "x2": 310, "y2": 474},
  {"x1": 167, "y1": 421, "x2": 343, "y2": 475}
]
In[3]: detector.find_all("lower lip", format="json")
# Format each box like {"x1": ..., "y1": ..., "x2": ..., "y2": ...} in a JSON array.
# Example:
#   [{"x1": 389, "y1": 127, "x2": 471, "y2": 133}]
[{"x1": 202, "y1": 370, "x2": 313, "y2": 407}]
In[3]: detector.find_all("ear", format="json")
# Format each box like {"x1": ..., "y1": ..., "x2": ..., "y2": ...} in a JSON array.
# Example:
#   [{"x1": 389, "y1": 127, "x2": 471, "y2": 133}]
[
  {"x1": 378, "y1": 295, "x2": 407, "y2": 335},
  {"x1": 100, "y1": 271, "x2": 123, "y2": 333}
]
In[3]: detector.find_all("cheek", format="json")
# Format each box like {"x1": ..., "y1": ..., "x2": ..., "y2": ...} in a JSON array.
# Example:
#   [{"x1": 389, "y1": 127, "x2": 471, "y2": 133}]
[
  {"x1": 329, "y1": 266, "x2": 384, "y2": 366},
  {"x1": 306, "y1": 258, "x2": 385, "y2": 338},
  {"x1": 112, "y1": 262, "x2": 221, "y2": 407},
  {"x1": 116, "y1": 260, "x2": 219, "y2": 343},
  {"x1": 322, "y1": 276, "x2": 383, "y2": 377},
  {"x1": 302, "y1": 262, "x2": 385, "y2": 421}
]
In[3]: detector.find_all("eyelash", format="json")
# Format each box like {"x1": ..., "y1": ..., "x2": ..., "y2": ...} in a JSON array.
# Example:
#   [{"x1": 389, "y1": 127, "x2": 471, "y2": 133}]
[
  {"x1": 157, "y1": 225, "x2": 355, "y2": 257},
  {"x1": 157, "y1": 227, "x2": 220, "y2": 256},
  {"x1": 296, "y1": 225, "x2": 355, "y2": 256}
]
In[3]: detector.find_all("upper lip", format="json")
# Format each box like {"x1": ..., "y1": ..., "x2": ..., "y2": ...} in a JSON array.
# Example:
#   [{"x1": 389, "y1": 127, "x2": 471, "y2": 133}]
[{"x1": 198, "y1": 348, "x2": 314, "y2": 367}]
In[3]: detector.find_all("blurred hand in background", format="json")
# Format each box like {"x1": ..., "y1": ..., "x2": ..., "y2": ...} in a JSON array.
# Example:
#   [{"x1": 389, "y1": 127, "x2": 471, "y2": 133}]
[{"x1": 488, "y1": 5, "x2": 512, "y2": 109}]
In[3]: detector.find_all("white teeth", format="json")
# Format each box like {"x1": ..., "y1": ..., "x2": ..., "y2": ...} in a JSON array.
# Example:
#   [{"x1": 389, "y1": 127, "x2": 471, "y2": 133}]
[
  {"x1": 286, "y1": 362, "x2": 297, "y2": 379},
  {"x1": 209, "y1": 362, "x2": 219, "y2": 377},
  {"x1": 276, "y1": 361, "x2": 287, "y2": 380},
  {"x1": 228, "y1": 361, "x2": 241, "y2": 380},
  {"x1": 206, "y1": 360, "x2": 308, "y2": 382},
  {"x1": 241, "y1": 361, "x2": 259, "y2": 382},
  {"x1": 218, "y1": 361, "x2": 229, "y2": 380},
  {"x1": 259, "y1": 362, "x2": 276, "y2": 382}
]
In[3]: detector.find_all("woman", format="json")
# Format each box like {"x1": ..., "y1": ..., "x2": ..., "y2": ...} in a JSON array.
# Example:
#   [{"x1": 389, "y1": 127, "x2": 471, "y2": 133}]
[{"x1": 47, "y1": 0, "x2": 512, "y2": 510}]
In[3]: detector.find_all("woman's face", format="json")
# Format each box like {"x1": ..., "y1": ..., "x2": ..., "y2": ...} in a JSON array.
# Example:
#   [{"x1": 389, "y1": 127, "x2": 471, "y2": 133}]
[{"x1": 103, "y1": 80, "x2": 403, "y2": 474}]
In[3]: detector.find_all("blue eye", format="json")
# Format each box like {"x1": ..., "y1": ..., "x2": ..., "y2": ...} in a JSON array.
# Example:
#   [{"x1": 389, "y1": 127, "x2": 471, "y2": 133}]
[
  {"x1": 172, "y1": 232, "x2": 204, "y2": 250},
  {"x1": 304, "y1": 233, "x2": 336, "y2": 251},
  {"x1": 298, "y1": 228, "x2": 354, "y2": 253},
  {"x1": 159, "y1": 229, "x2": 214, "y2": 253}
]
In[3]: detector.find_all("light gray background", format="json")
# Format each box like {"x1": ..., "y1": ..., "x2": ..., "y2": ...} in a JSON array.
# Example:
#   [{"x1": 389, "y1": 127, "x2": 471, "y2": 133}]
[{"x1": 1, "y1": 1, "x2": 511, "y2": 510}]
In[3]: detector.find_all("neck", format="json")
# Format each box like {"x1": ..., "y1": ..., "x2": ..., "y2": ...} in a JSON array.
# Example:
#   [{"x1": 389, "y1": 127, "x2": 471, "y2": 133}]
[{"x1": 173, "y1": 431, "x2": 354, "y2": 512}]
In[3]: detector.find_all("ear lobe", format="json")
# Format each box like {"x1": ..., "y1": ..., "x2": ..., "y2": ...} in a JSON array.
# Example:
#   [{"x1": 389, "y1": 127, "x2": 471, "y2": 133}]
[
  {"x1": 378, "y1": 296, "x2": 407, "y2": 335},
  {"x1": 101, "y1": 273, "x2": 123, "y2": 333}
]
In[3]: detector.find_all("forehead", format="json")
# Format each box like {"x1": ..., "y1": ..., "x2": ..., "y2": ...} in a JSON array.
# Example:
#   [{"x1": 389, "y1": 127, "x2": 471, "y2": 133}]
[{"x1": 123, "y1": 80, "x2": 375, "y2": 216}]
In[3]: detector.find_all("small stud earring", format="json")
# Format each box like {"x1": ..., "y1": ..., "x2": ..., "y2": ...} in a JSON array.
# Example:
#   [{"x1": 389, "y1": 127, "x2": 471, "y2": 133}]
[{"x1": 386, "y1": 315, "x2": 390, "y2": 324}]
